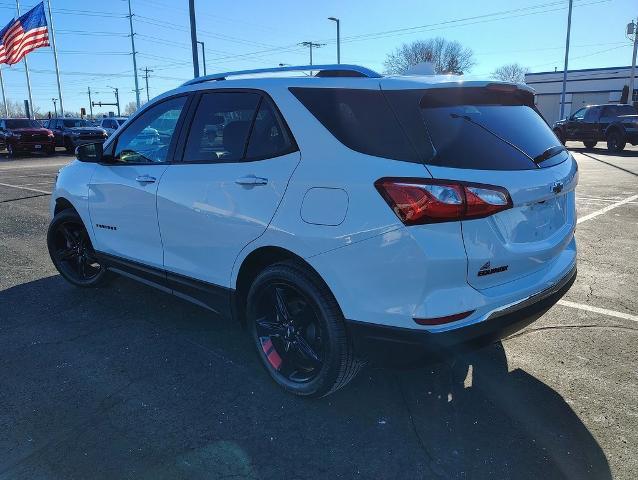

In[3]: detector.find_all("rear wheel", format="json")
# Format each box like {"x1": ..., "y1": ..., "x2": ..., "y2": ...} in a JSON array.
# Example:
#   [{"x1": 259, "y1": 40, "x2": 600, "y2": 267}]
[
  {"x1": 606, "y1": 130, "x2": 626, "y2": 152},
  {"x1": 583, "y1": 141, "x2": 597, "y2": 149},
  {"x1": 246, "y1": 261, "x2": 363, "y2": 397},
  {"x1": 47, "y1": 210, "x2": 109, "y2": 287},
  {"x1": 7, "y1": 144, "x2": 16, "y2": 157}
]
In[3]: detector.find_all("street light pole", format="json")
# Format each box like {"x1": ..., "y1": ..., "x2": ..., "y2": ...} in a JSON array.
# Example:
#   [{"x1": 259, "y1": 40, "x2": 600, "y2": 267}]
[
  {"x1": 559, "y1": 0, "x2": 573, "y2": 120},
  {"x1": 51, "y1": 98, "x2": 57, "y2": 118},
  {"x1": 189, "y1": 0, "x2": 199, "y2": 78},
  {"x1": 328, "y1": 17, "x2": 340, "y2": 64},
  {"x1": 197, "y1": 41, "x2": 207, "y2": 76}
]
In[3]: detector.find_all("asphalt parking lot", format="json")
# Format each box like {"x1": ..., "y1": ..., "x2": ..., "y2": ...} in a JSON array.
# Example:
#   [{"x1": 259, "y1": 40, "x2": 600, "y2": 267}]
[{"x1": 0, "y1": 144, "x2": 636, "y2": 480}]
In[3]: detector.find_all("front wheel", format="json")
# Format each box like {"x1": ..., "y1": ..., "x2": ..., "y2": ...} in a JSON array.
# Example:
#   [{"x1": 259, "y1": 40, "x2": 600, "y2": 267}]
[
  {"x1": 246, "y1": 261, "x2": 363, "y2": 397},
  {"x1": 583, "y1": 141, "x2": 597, "y2": 149},
  {"x1": 606, "y1": 131, "x2": 626, "y2": 152},
  {"x1": 47, "y1": 210, "x2": 110, "y2": 287}
]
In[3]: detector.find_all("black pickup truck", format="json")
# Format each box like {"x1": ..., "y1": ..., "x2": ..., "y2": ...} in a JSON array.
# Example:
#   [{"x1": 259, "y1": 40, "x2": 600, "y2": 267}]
[{"x1": 552, "y1": 103, "x2": 638, "y2": 152}]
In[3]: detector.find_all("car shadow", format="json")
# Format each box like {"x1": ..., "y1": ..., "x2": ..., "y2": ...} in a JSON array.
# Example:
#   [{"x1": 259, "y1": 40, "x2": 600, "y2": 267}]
[
  {"x1": 569, "y1": 144, "x2": 638, "y2": 158},
  {"x1": 0, "y1": 275, "x2": 612, "y2": 480}
]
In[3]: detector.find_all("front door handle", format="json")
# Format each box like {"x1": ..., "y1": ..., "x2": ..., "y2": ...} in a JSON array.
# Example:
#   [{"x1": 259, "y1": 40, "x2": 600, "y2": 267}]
[
  {"x1": 235, "y1": 175, "x2": 268, "y2": 186},
  {"x1": 135, "y1": 175, "x2": 156, "y2": 184}
]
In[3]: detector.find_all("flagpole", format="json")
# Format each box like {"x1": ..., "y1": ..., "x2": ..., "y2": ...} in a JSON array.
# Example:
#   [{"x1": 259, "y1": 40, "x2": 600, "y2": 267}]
[
  {"x1": 46, "y1": 0, "x2": 63, "y2": 116},
  {"x1": 15, "y1": 0, "x2": 34, "y2": 119},
  {"x1": 0, "y1": 67, "x2": 7, "y2": 117}
]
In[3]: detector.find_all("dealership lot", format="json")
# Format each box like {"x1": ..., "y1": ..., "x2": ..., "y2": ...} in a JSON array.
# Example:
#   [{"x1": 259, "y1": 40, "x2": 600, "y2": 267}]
[{"x1": 0, "y1": 146, "x2": 636, "y2": 479}]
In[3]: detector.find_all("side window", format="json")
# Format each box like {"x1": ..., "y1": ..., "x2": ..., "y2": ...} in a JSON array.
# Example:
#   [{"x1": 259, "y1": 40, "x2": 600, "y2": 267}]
[
  {"x1": 584, "y1": 107, "x2": 600, "y2": 122},
  {"x1": 245, "y1": 99, "x2": 295, "y2": 160},
  {"x1": 571, "y1": 108, "x2": 586, "y2": 120},
  {"x1": 114, "y1": 96, "x2": 186, "y2": 164},
  {"x1": 183, "y1": 92, "x2": 260, "y2": 162},
  {"x1": 602, "y1": 105, "x2": 618, "y2": 117}
]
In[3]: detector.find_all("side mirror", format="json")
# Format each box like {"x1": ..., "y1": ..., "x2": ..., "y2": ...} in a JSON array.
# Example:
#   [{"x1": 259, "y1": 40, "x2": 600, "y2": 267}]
[{"x1": 75, "y1": 142, "x2": 104, "y2": 163}]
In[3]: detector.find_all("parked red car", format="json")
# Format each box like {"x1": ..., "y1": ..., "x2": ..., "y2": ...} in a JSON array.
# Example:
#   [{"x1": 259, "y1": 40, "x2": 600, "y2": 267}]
[{"x1": 0, "y1": 118, "x2": 56, "y2": 156}]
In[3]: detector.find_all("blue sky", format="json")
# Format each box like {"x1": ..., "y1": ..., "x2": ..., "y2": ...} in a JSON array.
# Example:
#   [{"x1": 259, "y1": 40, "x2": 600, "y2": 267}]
[{"x1": 0, "y1": 0, "x2": 635, "y2": 115}]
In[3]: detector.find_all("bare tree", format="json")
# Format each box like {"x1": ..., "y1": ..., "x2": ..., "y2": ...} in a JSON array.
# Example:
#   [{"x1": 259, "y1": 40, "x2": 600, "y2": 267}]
[
  {"x1": 384, "y1": 37, "x2": 475, "y2": 75},
  {"x1": 491, "y1": 63, "x2": 529, "y2": 83},
  {"x1": 123, "y1": 101, "x2": 138, "y2": 116}
]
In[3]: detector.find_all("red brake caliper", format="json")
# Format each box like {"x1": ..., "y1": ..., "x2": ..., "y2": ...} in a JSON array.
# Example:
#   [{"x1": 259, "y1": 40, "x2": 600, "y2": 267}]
[{"x1": 260, "y1": 338, "x2": 282, "y2": 370}]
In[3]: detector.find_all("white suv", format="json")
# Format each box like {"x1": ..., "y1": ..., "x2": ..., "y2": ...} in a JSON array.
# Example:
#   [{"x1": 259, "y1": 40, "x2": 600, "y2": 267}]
[{"x1": 47, "y1": 65, "x2": 578, "y2": 397}]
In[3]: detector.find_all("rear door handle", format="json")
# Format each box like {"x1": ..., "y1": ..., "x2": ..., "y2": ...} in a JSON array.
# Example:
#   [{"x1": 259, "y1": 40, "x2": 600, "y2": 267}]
[
  {"x1": 135, "y1": 175, "x2": 156, "y2": 184},
  {"x1": 235, "y1": 175, "x2": 268, "y2": 186}
]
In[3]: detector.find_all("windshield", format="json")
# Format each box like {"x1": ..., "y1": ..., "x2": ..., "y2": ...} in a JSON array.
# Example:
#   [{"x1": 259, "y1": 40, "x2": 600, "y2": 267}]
[
  {"x1": 5, "y1": 119, "x2": 42, "y2": 129},
  {"x1": 418, "y1": 88, "x2": 564, "y2": 170},
  {"x1": 63, "y1": 119, "x2": 91, "y2": 128}
]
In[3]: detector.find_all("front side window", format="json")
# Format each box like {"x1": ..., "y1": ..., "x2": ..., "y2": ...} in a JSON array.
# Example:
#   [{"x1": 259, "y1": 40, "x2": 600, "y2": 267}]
[
  {"x1": 584, "y1": 106, "x2": 600, "y2": 122},
  {"x1": 571, "y1": 108, "x2": 586, "y2": 120},
  {"x1": 114, "y1": 96, "x2": 187, "y2": 164}
]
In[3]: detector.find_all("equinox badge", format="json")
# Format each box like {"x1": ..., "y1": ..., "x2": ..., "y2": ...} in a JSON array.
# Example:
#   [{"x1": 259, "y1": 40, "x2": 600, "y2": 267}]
[{"x1": 478, "y1": 261, "x2": 509, "y2": 277}]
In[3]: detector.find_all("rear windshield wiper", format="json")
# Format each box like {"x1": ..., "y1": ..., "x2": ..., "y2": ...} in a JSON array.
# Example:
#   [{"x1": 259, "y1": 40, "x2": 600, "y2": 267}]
[
  {"x1": 533, "y1": 145, "x2": 566, "y2": 164},
  {"x1": 449, "y1": 113, "x2": 536, "y2": 165}
]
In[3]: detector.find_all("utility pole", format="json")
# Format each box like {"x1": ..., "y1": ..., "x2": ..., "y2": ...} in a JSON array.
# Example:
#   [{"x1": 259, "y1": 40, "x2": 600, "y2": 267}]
[
  {"x1": 299, "y1": 41, "x2": 325, "y2": 67},
  {"x1": 87, "y1": 87, "x2": 93, "y2": 118},
  {"x1": 328, "y1": 17, "x2": 341, "y2": 64},
  {"x1": 141, "y1": 67, "x2": 153, "y2": 102},
  {"x1": 628, "y1": 19, "x2": 638, "y2": 106},
  {"x1": 189, "y1": 0, "x2": 199, "y2": 78},
  {"x1": 127, "y1": 0, "x2": 141, "y2": 109},
  {"x1": 46, "y1": 0, "x2": 64, "y2": 116},
  {"x1": 16, "y1": 0, "x2": 34, "y2": 119},
  {"x1": 51, "y1": 98, "x2": 57, "y2": 118},
  {"x1": 559, "y1": 0, "x2": 573, "y2": 120},
  {"x1": 197, "y1": 41, "x2": 206, "y2": 76}
]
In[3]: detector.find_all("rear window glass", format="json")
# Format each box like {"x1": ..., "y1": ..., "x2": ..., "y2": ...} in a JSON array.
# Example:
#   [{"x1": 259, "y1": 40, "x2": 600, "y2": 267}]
[
  {"x1": 289, "y1": 87, "x2": 421, "y2": 163},
  {"x1": 418, "y1": 88, "x2": 562, "y2": 170}
]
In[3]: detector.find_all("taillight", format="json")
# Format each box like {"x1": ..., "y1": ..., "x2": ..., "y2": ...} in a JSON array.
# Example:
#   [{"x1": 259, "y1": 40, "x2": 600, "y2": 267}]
[{"x1": 375, "y1": 178, "x2": 512, "y2": 225}]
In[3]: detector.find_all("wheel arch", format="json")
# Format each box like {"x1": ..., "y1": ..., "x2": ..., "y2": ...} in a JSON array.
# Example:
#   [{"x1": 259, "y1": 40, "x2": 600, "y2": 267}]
[
  {"x1": 54, "y1": 196, "x2": 79, "y2": 216},
  {"x1": 604, "y1": 122, "x2": 625, "y2": 139},
  {"x1": 233, "y1": 246, "x2": 339, "y2": 325}
]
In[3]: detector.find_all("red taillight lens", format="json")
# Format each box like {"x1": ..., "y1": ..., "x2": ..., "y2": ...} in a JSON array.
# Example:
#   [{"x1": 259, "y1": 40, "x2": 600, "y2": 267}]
[{"x1": 375, "y1": 178, "x2": 512, "y2": 225}]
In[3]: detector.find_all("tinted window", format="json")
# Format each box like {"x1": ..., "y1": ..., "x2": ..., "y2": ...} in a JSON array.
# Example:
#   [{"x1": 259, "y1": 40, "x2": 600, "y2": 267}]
[
  {"x1": 6, "y1": 119, "x2": 41, "y2": 129},
  {"x1": 183, "y1": 92, "x2": 260, "y2": 162},
  {"x1": 602, "y1": 104, "x2": 637, "y2": 117},
  {"x1": 114, "y1": 96, "x2": 186, "y2": 164},
  {"x1": 584, "y1": 106, "x2": 601, "y2": 122},
  {"x1": 290, "y1": 87, "x2": 421, "y2": 162},
  {"x1": 245, "y1": 100, "x2": 295, "y2": 160},
  {"x1": 419, "y1": 88, "x2": 561, "y2": 170},
  {"x1": 62, "y1": 119, "x2": 91, "y2": 128},
  {"x1": 571, "y1": 108, "x2": 586, "y2": 120}
]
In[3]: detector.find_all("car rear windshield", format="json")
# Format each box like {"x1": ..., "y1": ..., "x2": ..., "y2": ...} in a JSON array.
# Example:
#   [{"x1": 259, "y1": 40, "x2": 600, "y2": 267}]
[
  {"x1": 416, "y1": 87, "x2": 564, "y2": 170},
  {"x1": 6, "y1": 119, "x2": 41, "y2": 129},
  {"x1": 291, "y1": 86, "x2": 564, "y2": 170}
]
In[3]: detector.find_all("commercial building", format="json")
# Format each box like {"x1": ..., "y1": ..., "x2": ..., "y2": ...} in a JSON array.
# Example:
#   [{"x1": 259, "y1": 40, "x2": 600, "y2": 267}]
[{"x1": 525, "y1": 66, "x2": 636, "y2": 125}]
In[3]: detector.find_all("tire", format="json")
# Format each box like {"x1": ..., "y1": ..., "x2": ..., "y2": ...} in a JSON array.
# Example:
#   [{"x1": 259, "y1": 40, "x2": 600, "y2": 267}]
[
  {"x1": 606, "y1": 130, "x2": 626, "y2": 153},
  {"x1": 554, "y1": 129, "x2": 565, "y2": 145},
  {"x1": 47, "y1": 209, "x2": 110, "y2": 288},
  {"x1": 64, "y1": 138, "x2": 75, "y2": 153},
  {"x1": 246, "y1": 260, "x2": 363, "y2": 397},
  {"x1": 6, "y1": 144, "x2": 15, "y2": 157},
  {"x1": 583, "y1": 141, "x2": 597, "y2": 149}
]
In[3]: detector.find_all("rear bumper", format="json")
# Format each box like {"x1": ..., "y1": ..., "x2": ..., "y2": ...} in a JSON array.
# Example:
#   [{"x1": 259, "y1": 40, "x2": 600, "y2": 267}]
[{"x1": 346, "y1": 265, "x2": 576, "y2": 365}]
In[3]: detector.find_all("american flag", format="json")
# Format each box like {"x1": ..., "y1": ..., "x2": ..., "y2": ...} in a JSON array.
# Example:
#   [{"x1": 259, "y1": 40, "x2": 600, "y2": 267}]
[{"x1": 0, "y1": 2, "x2": 49, "y2": 65}]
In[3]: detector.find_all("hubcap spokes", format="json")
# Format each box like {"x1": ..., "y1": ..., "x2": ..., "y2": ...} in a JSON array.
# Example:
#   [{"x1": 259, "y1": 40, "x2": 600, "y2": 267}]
[
  {"x1": 255, "y1": 284, "x2": 323, "y2": 383},
  {"x1": 54, "y1": 222, "x2": 101, "y2": 281}
]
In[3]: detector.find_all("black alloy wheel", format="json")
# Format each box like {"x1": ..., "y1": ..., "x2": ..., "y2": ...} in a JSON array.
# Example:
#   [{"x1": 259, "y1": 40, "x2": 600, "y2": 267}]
[
  {"x1": 47, "y1": 210, "x2": 109, "y2": 287},
  {"x1": 247, "y1": 261, "x2": 363, "y2": 397}
]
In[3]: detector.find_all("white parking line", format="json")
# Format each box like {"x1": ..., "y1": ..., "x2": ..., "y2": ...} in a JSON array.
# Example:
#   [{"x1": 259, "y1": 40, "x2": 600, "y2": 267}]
[
  {"x1": 577, "y1": 194, "x2": 638, "y2": 224},
  {"x1": 558, "y1": 300, "x2": 638, "y2": 323},
  {"x1": 0, "y1": 181, "x2": 51, "y2": 194}
]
